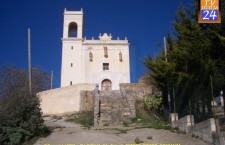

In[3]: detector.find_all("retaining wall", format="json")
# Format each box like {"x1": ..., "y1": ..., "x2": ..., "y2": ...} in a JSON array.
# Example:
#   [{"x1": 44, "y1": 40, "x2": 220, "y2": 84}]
[
  {"x1": 177, "y1": 115, "x2": 194, "y2": 133},
  {"x1": 37, "y1": 83, "x2": 96, "y2": 115},
  {"x1": 170, "y1": 114, "x2": 217, "y2": 144},
  {"x1": 191, "y1": 118, "x2": 216, "y2": 143}
]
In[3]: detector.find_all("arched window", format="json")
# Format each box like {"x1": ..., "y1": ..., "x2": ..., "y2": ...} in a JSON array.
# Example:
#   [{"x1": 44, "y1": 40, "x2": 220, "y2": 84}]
[
  {"x1": 119, "y1": 51, "x2": 122, "y2": 62},
  {"x1": 68, "y1": 22, "x2": 77, "y2": 37},
  {"x1": 104, "y1": 47, "x2": 108, "y2": 58},
  {"x1": 89, "y1": 51, "x2": 93, "y2": 62}
]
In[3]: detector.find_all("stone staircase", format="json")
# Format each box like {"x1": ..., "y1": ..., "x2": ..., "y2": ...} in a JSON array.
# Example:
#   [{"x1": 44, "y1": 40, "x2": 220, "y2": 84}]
[
  {"x1": 98, "y1": 90, "x2": 131, "y2": 126},
  {"x1": 214, "y1": 106, "x2": 224, "y2": 118}
]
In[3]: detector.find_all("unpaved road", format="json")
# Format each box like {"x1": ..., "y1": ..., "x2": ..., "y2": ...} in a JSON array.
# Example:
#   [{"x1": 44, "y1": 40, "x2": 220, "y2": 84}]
[{"x1": 34, "y1": 118, "x2": 212, "y2": 145}]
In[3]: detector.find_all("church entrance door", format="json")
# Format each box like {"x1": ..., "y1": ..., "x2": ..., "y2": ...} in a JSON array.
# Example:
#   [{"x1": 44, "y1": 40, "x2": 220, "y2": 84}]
[{"x1": 101, "y1": 79, "x2": 112, "y2": 90}]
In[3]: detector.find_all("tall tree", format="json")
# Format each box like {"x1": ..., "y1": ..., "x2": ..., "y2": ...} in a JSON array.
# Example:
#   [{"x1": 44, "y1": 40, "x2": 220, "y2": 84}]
[{"x1": 144, "y1": 1, "x2": 225, "y2": 121}]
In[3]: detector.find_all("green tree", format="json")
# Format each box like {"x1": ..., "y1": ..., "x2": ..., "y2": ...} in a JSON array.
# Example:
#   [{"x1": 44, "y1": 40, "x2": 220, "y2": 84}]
[
  {"x1": 144, "y1": 1, "x2": 225, "y2": 122},
  {"x1": 0, "y1": 64, "x2": 50, "y2": 145}
]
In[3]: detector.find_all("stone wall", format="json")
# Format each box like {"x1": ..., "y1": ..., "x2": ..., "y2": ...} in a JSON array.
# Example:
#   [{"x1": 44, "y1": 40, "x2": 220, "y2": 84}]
[
  {"x1": 120, "y1": 83, "x2": 153, "y2": 118},
  {"x1": 37, "y1": 83, "x2": 96, "y2": 115},
  {"x1": 80, "y1": 90, "x2": 95, "y2": 112},
  {"x1": 177, "y1": 115, "x2": 194, "y2": 133},
  {"x1": 93, "y1": 89, "x2": 100, "y2": 126},
  {"x1": 213, "y1": 131, "x2": 225, "y2": 145},
  {"x1": 170, "y1": 114, "x2": 217, "y2": 144},
  {"x1": 191, "y1": 118, "x2": 216, "y2": 143},
  {"x1": 120, "y1": 83, "x2": 152, "y2": 102},
  {"x1": 121, "y1": 90, "x2": 136, "y2": 118}
]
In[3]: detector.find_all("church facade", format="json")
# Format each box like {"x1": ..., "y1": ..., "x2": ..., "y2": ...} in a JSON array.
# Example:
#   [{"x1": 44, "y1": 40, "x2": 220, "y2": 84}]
[
  {"x1": 38, "y1": 9, "x2": 153, "y2": 116},
  {"x1": 61, "y1": 9, "x2": 130, "y2": 90}
]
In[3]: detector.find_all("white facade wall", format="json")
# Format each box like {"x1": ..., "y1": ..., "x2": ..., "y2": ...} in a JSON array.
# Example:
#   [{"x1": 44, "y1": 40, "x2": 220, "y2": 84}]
[
  {"x1": 61, "y1": 9, "x2": 130, "y2": 90},
  {"x1": 82, "y1": 39, "x2": 130, "y2": 90}
]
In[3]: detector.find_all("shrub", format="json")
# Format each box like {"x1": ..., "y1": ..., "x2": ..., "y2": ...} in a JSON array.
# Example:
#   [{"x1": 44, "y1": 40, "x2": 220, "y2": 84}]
[
  {"x1": 144, "y1": 95, "x2": 162, "y2": 112},
  {"x1": 0, "y1": 94, "x2": 49, "y2": 145},
  {"x1": 0, "y1": 65, "x2": 50, "y2": 145}
]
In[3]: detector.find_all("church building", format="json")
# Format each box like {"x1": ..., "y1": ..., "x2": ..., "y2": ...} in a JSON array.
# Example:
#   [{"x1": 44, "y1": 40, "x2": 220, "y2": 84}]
[
  {"x1": 38, "y1": 9, "x2": 141, "y2": 115},
  {"x1": 61, "y1": 9, "x2": 130, "y2": 90}
]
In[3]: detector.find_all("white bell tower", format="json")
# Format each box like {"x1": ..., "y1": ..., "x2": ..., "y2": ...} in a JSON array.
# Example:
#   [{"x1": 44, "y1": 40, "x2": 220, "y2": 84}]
[
  {"x1": 61, "y1": 8, "x2": 84, "y2": 87},
  {"x1": 62, "y1": 8, "x2": 83, "y2": 39}
]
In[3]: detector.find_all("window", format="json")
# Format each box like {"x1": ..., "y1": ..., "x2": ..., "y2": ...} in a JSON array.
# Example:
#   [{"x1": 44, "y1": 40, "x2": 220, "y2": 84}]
[
  {"x1": 103, "y1": 63, "x2": 109, "y2": 70},
  {"x1": 104, "y1": 47, "x2": 108, "y2": 58},
  {"x1": 119, "y1": 51, "x2": 123, "y2": 62},
  {"x1": 71, "y1": 46, "x2": 73, "y2": 50},
  {"x1": 89, "y1": 51, "x2": 93, "y2": 62},
  {"x1": 71, "y1": 63, "x2": 73, "y2": 67},
  {"x1": 70, "y1": 81, "x2": 72, "y2": 85}
]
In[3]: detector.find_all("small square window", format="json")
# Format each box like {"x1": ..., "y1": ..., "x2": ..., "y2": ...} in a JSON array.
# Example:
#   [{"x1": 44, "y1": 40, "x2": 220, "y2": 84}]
[
  {"x1": 70, "y1": 81, "x2": 72, "y2": 85},
  {"x1": 103, "y1": 63, "x2": 109, "y2": 70},
  {"x1": 71, "y1": 46, "x2": 73, "y2": 50},
  {"x1": 71, "y1": 63, "x2": 73, "y2": 67}
]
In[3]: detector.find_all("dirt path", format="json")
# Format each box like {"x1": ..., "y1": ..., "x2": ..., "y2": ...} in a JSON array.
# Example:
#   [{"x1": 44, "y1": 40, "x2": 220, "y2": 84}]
[{"x1": 34, "y1": 118, "x2": 212, "y2": 145}]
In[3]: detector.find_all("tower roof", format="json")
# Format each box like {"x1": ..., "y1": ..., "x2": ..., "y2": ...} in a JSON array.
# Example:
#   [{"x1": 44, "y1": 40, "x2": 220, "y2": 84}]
[{"x1": 64, "y1": 8, "x2": 83, "y2": 15}]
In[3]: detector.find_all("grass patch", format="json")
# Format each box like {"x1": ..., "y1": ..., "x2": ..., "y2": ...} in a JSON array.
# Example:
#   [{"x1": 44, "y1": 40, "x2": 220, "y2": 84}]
[
  {"x1": 122, "y1": 121, "x2": 129, "y2": 127},
  {"x1": 114, "y1": 128, "x2": 128, "y2": 134},
  {"x1": 134, "y1": 137, "x2": 144, "y2": 144},
  {"x1": 103, "y1": 123, "x2": 109, "y2": 126},
  {"x1": 55, "y1": 126, "x2": 65, "y2": 131},
  {"x1": 134, "y1": 101, "x2": 183, "y2": 134},
  {"x1": 65, "y1": 111, "x2": 93, "y2": 129},
  {"x1": 94, "y1": 128, "x2": 129, "y2": 134},
  {"x1": 52, "y1": 115, "x2": 62, "y2": 120}
]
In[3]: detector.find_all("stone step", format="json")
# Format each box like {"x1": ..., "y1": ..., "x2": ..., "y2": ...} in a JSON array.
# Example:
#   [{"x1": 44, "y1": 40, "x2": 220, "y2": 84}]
[
  {"x1": 213, "y1": 106, "x2": 224, "y2": 118},
  {"x1": 101, "y1": 104, "x2": 123, "y2": 107},
  {"x1": 122, "y1": 112, "x2": 131, "y2": 116},
  {"x1": 121, "y1": 108, "x2": 130, "y2": 111},
  {"x1": 216, "y1": 118, "x2": 225, "y2": 131},
  {"x1": 100, "y1": 98, "x2": 122, "y2": 101},
  {"x1": 215, "y1": 112, "x2": 224, "y2": 116},
  {"x1": 101, "y1": 101, "x2": 128, "y2": 105},
  {"x1": 100, "y1": 114, "x2": 111, "y2": 117},
  {"x1": 100, "y1": 93, "x2": 123, "y2": 97},
  {"x1": 97, "y1": 90, "x2": 132, "y2": 126},
  {"x1": 101, "y1": 105, "x2": 127, "y2": 109},
  {"x1": 99, "y1": 116, "x2": 111, "y2": 121},
  {"x1": 100, "y1": 106, "x2": 111, "y2": 110},
  {"x1": 213, "y1": 106, "x2": 224, "y2": 112}
]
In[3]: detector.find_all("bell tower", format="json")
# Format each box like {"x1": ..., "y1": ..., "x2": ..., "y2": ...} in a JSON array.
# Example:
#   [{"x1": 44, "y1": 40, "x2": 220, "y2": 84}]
[
  {"x1": 61, "y1": 8, "x2": 84, "y2": 87},
  {"x1": 62, "y1": 8, "x2": 83, "y2": 38}
]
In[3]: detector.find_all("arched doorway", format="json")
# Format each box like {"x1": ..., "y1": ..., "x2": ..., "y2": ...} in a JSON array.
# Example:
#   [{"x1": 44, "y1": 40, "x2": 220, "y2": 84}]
[{"x1": 101, "y1": 79, "x2": 112, "y2": 90}]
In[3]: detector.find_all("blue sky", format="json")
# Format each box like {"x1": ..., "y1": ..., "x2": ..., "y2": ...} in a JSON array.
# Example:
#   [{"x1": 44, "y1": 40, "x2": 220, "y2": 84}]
[{"x1": 0, "y1": 0, "x2": 193, "y2": 88}]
